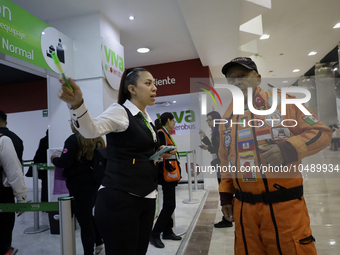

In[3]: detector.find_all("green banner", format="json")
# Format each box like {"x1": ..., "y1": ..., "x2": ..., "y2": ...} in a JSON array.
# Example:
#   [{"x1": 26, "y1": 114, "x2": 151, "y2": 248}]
[{"x1": 0, "y1": 0, "x2": 52, "y2": 70}]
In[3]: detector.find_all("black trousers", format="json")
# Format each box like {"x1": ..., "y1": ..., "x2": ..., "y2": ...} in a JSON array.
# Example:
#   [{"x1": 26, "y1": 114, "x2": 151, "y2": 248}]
[
  {"x1": 152, "y1": 181, "x2": 177, "y2": 236},
  {"x1": 0, "y1": 187, "x2": 15, "y2": 254},
  {"x1": 66, "y1": 174, "x2": 103, "y2": 255},
  {"x1": 95, "y1": 188, "x2": 155, "y2": 255}
]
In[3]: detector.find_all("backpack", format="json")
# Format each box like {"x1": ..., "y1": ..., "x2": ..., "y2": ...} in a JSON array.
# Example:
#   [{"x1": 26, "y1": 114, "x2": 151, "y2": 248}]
[{"x1": 91, "y1": 147, "x2": 107, "y2": 185}]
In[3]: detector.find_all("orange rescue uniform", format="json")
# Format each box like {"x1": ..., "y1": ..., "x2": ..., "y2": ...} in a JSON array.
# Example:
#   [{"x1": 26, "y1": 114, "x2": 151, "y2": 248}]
[{"x1": 218, "y1": 86, "x2": 332, "y2": 255}]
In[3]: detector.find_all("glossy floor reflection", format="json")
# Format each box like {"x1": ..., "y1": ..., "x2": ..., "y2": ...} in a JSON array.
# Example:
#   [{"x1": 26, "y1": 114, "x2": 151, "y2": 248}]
[{"x1": 9, "y1": 147, "x2": 340, "y2": 255}]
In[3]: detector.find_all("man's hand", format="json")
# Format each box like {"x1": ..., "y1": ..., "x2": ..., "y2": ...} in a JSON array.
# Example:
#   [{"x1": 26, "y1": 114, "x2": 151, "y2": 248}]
[
  {"x1": 17, "y1": 211, "x2": 24, "y2": 217},
  {"x1": 57, "y1": 77, "x2": 83, "y2": 109},
  {"x1": 258, "y1": 144, "x2": 284, "y2": 166},
  {"x1": 221, "y1": 204, "x2": 233, "y2": 222},
  {"x1": 17, "y1": 199, "x2": 27, "y2": 217}
]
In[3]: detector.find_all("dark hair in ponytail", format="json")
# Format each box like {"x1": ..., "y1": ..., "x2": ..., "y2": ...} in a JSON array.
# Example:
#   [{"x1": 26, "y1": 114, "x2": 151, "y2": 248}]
[
  {"x1": 154, "y1": 112, "x2": 174, "y2": 130},
  {"x1": 118, "y1": 68, "x2": 148, "y2": 105}
]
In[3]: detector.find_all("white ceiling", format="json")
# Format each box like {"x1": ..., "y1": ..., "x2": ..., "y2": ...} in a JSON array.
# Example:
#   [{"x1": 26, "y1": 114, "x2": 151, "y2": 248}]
[{"x1": 11, "y1": 0, "x2": 340, "y2": 87}]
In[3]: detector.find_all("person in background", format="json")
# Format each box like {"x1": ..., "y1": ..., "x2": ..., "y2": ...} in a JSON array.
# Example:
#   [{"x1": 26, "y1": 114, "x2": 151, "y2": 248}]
[
  {"x1": 218, "y1": 57, "x2": 332, "y2": 255},
  {"x1": 150, "y1": 112, "x2": 182, "y2": 248},
  {"x1": 0, "y1": 134, "x2": 27, "y2": 255},
  {"x1": 332, "y1": 124, "x2": 339, "y2": 151},
  {"x1": 329, "y1": 124, "x2": 337, "y2": 151},
  {"x1": 51, "y1": 123, "x2": 105, "y2": 255},
  {"x1": 199, "y1": 111, "x2": 233, "y2": 228},
  {"x1": 0, "y1": 111, "x2": 24, "y2": 163},
  {"x1": 26, "y1": 130, "x2": 49, "y2": 202},
  {"x1": 56, "y1": 68, "x2": 176, "y2": 255}
]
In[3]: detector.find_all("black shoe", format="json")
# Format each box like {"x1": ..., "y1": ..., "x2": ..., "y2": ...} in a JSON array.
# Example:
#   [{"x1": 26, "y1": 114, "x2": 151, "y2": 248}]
[
  {"x1": 162, "y1": 233, "x2": 182, "y2": 240},
  {"x1": 214, "y1": 217, "x2": 233, "y2": 228},
  {"x1": 150, "y1": 235, "x2": 165, "y2": 248}
]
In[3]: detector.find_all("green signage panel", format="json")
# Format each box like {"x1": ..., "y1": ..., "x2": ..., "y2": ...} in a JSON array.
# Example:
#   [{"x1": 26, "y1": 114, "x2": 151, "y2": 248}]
[
  {"x1": 0, "y1": 0, "x2": 50, "y2": 69},
  {"x1": 0, "y1": 0, "x2": 73, "y2": 73}
]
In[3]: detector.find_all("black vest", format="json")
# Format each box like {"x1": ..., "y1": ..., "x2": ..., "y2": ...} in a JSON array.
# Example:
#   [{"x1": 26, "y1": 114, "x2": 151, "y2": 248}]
[
  {"x1": 102, "y1": 105, "x2": 159, "y2": 197},
  {"x1": 0, "y1": 127, "x2": 23, "y2": 163}
]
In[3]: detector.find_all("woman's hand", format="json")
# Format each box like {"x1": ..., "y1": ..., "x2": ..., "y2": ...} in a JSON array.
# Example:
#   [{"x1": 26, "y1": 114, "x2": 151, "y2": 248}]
[
  {"x1": 50, "y1": 155, "x2": 58, "y2": 163},
  {"x1": 57, "y1": 77, "x2": 84, "y2": 109},
  {"x1": 199, "y1": 144, "x2": 208, "y2": 150},
  {"x1": 199, "y1": 129, "x2": 206, "y2": 138},
  {"x1": 157, "y1": 145, "x2": 177, "y2": 159}
]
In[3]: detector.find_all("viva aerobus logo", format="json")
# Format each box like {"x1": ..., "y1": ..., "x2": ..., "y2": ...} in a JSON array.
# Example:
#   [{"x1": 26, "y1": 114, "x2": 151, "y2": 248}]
[
  {"x1": 156, "y1": 110, "x2": 196, "y2": 131},
  {"x1": 196, "y1": 82, "x2": 222, "y2": 106},
  {"x1": 104, "y1": 45, "x2": 124, "y2": 74}
]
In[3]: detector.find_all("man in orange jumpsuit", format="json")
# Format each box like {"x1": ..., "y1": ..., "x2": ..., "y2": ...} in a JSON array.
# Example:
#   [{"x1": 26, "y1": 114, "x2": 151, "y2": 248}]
[{"x1": 218, "y1": 57, "x2": 332, "y2": 255}]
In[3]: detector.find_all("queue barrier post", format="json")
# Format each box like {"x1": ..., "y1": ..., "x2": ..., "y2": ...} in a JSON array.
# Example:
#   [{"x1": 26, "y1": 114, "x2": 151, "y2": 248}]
[
  {"x1": 23, "y1": 163, "x2": 49, "y2": 234},
  {"x1": 180, "y1": 151, "x2": 199, "y2": 204},
  {"x1": 192, "y1": 150, "x2": 198, "y2": 191},
  {"x1": 0, "y1": 199, "x2": 74, "y2": 255},
  {"x1": 58, "y1": 196, "x2": 76, "y2": 255}
]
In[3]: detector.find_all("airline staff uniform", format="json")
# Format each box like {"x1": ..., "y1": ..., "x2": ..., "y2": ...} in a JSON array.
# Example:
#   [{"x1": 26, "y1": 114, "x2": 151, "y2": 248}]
[
  {"x1": 151, "y1": 127, "x2": 181, "y2": 238},
  {"x1": 0, "y1": 135, "x2": 27, "y2": 254},
  {"x1": 219, "y1": 86, "x2": 332, "y2": 255},
  {"x1": 69, "y1": 100, "x2": 160, "y2": 255}
]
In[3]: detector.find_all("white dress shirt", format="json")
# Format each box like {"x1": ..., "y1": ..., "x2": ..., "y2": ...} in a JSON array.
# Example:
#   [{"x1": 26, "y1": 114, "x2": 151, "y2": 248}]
[
  {"x1": 70, "y1": 99, "x2": 157, "y2": 198},
  {"x1": 0, "y1": 136, "x2": 27, "y2": 202}
]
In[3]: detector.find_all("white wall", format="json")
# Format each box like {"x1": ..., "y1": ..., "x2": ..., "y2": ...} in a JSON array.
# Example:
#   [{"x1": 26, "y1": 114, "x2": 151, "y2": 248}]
[
  {"x1": 7, "y1": 110, "x2": 49, "y2": 189},
  {"x1": 48, "y1": 12, "x2": 103, "y2": 80}
]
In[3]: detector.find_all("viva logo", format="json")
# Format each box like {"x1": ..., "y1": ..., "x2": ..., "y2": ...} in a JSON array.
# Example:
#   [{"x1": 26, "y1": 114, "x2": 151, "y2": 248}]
[
  {"x1": 156, "y1": 110, "x2": 195, "y2": 123},
  {"x1": 104, "y1": 45, "x2": 124, "y2": 71},
  {"x1": 196, "y1": 82, "x2": 222, "y2": 106}
]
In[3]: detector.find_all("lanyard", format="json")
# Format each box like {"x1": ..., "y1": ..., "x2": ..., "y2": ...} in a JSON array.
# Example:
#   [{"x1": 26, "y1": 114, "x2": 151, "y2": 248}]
[
  {"x1": 162, "y1": 126, "x2": 180, "y2": 158},
  {"x1": 162, "y1": 126, "x2": 177, "y2": 148},
  {"x1": 138, "y1": 112, "x2": 157, "y2": 143}
]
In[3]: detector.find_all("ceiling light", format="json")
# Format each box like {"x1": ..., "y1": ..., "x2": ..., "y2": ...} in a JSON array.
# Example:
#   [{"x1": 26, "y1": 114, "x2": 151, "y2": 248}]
[
  {"x1": 173, "y1": 101, "x2": 176, "y2": 103},
  {"x1": 129, "y1": 16, "x2": 134, "y2": 20},
  {"x1": 260, "y1": 34, "x2": 270, "y2": 40},
  {"x1": 334, "y1": 68, "x2": 338, "y2": 71},
  {"x1": 333, "y1": 23, "x2": 340, "y2": 29},
  {"x1": 282, "y1": 81, "x2": 288, "y2": 83},
  {"x1": 293, "y1": 69, "x2": 300, "y2": 73},
  {"x1": 137, "y1": 48, "x2": 150, "y2": 53},
  {"x1": 308, "y1": 51, "x2": 317, "y2": 56}
]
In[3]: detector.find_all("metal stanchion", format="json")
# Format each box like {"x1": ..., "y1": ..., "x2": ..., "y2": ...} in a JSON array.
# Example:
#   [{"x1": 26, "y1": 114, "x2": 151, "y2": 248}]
[
  {"x1": 58, "y1": 197, "x2": 76, "y2": 255},
  {"x1": 24, "y1": 164, "x2": 49, "y2": 234},
  {"x1": 183, "y1": 152, "x2": 199, "y2": 204},
  {"x1": 192, "y1": 150, "x2": 198, "y2": 191}
]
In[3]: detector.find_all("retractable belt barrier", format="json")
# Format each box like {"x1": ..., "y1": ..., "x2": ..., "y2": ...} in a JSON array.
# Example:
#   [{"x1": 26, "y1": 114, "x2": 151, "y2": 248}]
[
  {"x1": 178, "y1": 150, "x2": 199, "y2": 204},
  {"x1": 21, "y1": 162, "x2": 54, "y2": 234},
  {"x1": 0, "y1": 201, "x2": 58, "y2": 212},
  {"x1": 0, "y1": 198, "x2": 76, "y2": 255}
]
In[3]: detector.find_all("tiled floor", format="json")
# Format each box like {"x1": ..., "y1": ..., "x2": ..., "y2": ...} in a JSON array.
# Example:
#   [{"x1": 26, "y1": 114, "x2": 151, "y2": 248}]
[{"x1": 9, "y1": 147, "x2": 340, "y2": 255}]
